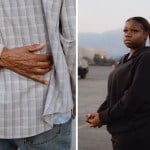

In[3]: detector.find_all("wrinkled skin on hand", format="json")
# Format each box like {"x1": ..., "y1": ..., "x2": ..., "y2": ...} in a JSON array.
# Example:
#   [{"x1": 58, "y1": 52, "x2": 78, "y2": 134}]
[{"x1": 0, "y1": 43, "x2": 53, "y2": 84}]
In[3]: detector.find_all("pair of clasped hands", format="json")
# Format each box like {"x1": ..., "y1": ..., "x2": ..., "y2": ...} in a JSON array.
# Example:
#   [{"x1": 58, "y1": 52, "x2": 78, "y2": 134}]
[
  {"x1": 85, "y1": 112, "x2": 101, "y2": 128},
  {"x1": 0, "y1": 43, "x2": 53, "y2": 84}
]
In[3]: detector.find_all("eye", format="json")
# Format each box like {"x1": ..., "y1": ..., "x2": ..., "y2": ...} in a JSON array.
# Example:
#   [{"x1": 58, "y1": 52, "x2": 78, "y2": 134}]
[
  {"x1": 123, "y1": 29, "x2": 128, "y2": 33},
  {"x1": 131, "y1": 29, "x2": 139, "y2": 33}
]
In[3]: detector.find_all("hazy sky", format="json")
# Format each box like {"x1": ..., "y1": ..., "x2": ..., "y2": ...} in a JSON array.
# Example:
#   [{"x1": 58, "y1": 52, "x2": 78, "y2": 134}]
[{"x1": 78, "y1": 0, "x2": 150, "y2": 33}]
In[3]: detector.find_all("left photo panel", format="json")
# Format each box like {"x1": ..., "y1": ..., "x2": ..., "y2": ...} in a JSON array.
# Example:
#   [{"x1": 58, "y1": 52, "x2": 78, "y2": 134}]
[{"x1": 0, "y1": 0, "x2": 76, "y2": 150}]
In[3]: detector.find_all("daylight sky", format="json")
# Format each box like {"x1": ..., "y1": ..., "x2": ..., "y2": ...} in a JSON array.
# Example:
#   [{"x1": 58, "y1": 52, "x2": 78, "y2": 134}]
[{"x1": 78, "y1": 0, "x2": 150, "y2": 33}]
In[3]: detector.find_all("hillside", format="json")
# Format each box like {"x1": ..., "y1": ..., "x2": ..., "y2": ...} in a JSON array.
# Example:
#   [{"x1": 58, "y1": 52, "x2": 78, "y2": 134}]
[{"x1": 78, "y1": 29, "x2": 128, "y2": 58}]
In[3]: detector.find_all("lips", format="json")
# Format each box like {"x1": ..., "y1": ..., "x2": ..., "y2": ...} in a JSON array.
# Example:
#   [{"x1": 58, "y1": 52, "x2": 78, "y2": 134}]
[
  {"x1": 124, "y1": 39, "x2": 132, "y2": 44},
  {"x1": 124, "y1": 39, "x2": 131, "y2": 42}
]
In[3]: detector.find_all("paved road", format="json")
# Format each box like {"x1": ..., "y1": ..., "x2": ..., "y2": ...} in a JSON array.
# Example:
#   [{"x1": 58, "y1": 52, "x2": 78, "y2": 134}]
[{"x1": 78, "y1": 66, "x2": 113, "y2": 150}]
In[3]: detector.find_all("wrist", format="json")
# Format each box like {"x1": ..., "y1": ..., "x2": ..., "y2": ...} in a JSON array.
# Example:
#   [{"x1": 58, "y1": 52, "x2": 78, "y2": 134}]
[{"x1": 0, "y1": 46, "x2": 9, "y2": 68}]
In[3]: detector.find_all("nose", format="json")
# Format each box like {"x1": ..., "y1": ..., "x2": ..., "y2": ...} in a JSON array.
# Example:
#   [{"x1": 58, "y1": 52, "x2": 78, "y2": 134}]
[{"x1": 124, "y1": 31, "x2": 132, "y2": 38}]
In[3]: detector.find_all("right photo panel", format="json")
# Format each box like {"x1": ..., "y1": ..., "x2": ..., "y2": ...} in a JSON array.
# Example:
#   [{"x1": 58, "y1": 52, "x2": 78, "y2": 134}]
[{"x1": 78, "y1": 0, "x2": 150, "y2": 150}]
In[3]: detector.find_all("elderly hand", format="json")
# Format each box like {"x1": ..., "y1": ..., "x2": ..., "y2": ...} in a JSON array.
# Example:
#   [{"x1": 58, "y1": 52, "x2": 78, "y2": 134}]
[{"x1": 0, "y1": 43, "x2": 53, "y2": 84}]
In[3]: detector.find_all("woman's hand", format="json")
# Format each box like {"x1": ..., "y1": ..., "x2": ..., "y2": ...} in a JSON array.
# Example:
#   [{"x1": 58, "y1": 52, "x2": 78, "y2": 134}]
[{"x1": 85, "y1": 112, "x2": 101, "y2": 127}]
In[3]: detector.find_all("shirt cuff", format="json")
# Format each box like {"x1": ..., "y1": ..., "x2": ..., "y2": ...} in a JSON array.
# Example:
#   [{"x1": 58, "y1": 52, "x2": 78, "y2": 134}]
[{"x1": 0, "y1": 44, "x2": 4, "y2": 58}]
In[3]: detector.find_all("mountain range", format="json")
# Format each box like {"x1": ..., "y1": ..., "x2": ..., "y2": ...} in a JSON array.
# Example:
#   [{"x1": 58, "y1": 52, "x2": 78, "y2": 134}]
[{"x1": 78, "y1": 29, "x2": 128, "y2": 58}]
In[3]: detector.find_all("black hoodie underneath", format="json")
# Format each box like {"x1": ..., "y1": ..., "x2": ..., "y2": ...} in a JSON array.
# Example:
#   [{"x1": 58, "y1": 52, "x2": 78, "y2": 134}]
[{"x1": 97, "y1": 46, "x2": 150, "y2": 134}]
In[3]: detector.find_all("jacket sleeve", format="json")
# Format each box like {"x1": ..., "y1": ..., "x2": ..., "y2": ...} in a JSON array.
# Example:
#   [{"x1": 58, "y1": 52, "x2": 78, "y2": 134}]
[
  {"x1": 100, "y1": 53, "x2": 150, "y2": 125},
  {"x1": 97, "y1": 95, "x2": 109, "y2": 112},
  {"x1": 59, "y1": 0, "x2": 76, "y2": 103}
]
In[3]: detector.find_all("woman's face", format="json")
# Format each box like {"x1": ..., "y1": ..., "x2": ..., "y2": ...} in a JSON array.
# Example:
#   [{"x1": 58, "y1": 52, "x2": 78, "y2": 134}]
[{"x1": 123, "y1": 20, "x2": 148, "y2": 49}]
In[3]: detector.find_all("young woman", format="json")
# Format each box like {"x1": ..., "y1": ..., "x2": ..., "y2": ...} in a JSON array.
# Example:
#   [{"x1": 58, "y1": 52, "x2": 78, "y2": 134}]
[{"x1": 86, "y1": 17, "x2": 150, "y2": 150}]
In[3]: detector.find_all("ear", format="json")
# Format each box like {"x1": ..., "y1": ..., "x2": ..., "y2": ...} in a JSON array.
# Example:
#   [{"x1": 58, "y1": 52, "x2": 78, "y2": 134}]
[{"x1": 144, "y1": 31, "x2": 149, "y2": 41}]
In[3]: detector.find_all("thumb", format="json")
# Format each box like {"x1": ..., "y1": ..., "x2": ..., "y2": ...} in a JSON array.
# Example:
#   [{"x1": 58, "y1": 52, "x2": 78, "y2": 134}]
[
  {"x1": 27, "y1": 43, "x2": 45, "y2": 52},
  {"x1": 86, "y1": 113, "x2": 91, "y2": 119}
]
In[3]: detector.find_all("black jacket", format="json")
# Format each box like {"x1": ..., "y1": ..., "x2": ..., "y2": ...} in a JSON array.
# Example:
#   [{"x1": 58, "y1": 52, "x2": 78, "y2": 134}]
[{"x1": 97, "y1": 46, "x2": 150, "y2": 134}]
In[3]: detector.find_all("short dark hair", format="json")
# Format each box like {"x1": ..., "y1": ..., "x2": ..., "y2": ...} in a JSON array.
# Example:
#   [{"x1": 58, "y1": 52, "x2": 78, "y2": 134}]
[{"x1": 126, "y1": 17, "x2": 150, "y2": 42}]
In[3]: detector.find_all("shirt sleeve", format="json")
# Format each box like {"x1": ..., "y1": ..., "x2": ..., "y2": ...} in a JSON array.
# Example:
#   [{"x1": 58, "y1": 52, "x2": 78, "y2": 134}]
[
  {"x1": 59, "y1": 0, "x2": 76, "y2": 103},
  {"x1": 100, "y1": 52, "x2": 150, "y2": 125}
]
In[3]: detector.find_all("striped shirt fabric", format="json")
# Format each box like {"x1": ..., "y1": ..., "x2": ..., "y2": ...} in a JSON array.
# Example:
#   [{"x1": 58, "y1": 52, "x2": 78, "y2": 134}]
[
  {"x1": 0, "y1": 0, "x2": 76, "y2": 138},
  {"x1": 0, "y1": 44, "x2": 4, "y2": 57}
]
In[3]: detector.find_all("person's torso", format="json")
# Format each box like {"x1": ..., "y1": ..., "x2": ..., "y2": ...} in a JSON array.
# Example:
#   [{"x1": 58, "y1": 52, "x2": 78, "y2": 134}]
[
  {"x1": 0, "y1": 0, "x2": 72, "y2": 138},
  {"x1": 107, "y1": 47, "x2": 150, "y2": 134}
]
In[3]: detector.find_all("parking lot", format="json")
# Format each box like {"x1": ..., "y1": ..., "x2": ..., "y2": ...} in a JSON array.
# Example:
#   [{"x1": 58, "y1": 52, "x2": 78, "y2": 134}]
[{"x1": 78, "y1": 66, "x2": 113, "y2": 150}]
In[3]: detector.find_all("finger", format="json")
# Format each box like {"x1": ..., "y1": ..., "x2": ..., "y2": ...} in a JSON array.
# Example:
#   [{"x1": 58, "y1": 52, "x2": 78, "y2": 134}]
[
  {"x1": 89, "y1": 124, "x2": 94, "y2": 127},
  {"x1": 29, "y1": 74, "x2": 49, "y2": 84},
  {"x1": 88, "y1": 117, "x2": 98, "y2": 124},
  {"x1": 87, "y1": 118, "x2": 94, "y2": 124},
  {"x1": 85, "y1": 114, "x2": 91, "y2": 122},
  {"x1": 85, "y1": 118, "x2": 90, "y2": 123},
  {"x1": 35, "y1": 62, "x2": 53, "y2": 69},
  {"x1": 89, "y1": 122, "x2": 95, "y2": 127},
  {"x1": 33, "y1": 68, "x2": 52, "y2": 75},
  {"x1": 90, "y1": 124, "x2": 97, "y2": 128},
  {"x1": 12, "y1": 68, "x2": 49, "y2": 84},
  {"x1": 27, "y1": 43, "x2": 45, "y2": 52},
  {"x1": 37, "y1": 62, "x2": 52, "y2": 68},
  {"x1": 34, "y1": 54, "x2": 52, "y2": 62},
  {"x1": 86, "y1": 113, "x2": 91, "y2": 118},
  {"x1": 89, "y1": 120, "x2": 98, "y2": 127},
  {"x1": 86, "y1": 120, "x2": 92, "y2": 124}
]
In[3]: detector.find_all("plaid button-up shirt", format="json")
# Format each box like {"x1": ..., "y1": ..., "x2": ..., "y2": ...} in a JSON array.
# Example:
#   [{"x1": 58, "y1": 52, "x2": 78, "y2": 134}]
[{"x1": 0, "y1": 0, "x2": 75, "y2": 138}]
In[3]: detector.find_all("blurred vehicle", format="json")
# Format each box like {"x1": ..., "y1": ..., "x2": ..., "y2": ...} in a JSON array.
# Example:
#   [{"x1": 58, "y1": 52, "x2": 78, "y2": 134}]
[{"x1": 78, "y1": 57, "x2": 89, "y2": 79}]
